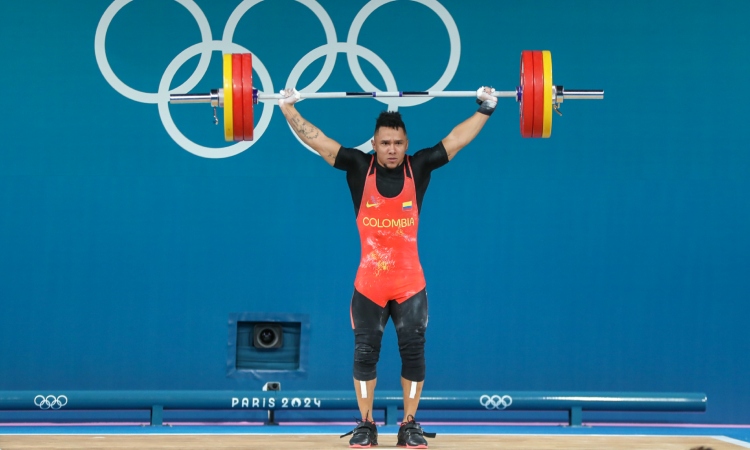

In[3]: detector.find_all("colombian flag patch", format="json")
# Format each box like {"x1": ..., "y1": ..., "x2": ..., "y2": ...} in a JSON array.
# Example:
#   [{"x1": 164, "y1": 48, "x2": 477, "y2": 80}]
[{"x1": 402, "y1": 201, "x2": 413, "y2": 211}]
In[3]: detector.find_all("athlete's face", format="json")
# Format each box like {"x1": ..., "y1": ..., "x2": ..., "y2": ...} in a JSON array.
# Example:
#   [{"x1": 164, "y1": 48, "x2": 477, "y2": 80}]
[{"x1": 372, "y1": 127, "x2": 408, "y2": 169}]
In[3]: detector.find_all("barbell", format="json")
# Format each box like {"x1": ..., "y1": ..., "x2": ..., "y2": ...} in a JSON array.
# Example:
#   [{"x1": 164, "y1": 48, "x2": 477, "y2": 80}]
[{"x1": 169, "y1": 50, "x2": 603, "y2": 141}]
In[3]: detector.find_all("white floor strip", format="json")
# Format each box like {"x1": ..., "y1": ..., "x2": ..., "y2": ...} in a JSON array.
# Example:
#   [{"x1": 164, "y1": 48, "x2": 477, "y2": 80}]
[{"x1": 715, "y1": 435, "x2": 750, "y2": 448}]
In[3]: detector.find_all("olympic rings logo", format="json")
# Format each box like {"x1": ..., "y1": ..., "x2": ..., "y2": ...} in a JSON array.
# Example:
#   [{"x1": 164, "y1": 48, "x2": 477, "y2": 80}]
[
  {"x1": 95, "y1": 0, "x2": 461, "y2": 159},
  {"x1": 479, "y1": 394, "x2": 512, "y2": 410},
  {"x1": 34, "y1": 395, "x2": 68, "y2": 410}
]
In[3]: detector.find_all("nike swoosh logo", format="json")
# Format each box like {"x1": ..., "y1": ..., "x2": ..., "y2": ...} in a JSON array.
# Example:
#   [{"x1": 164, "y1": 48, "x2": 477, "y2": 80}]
[{"x1": 366, "y1": 202, "x2": 377, "y2": 208}]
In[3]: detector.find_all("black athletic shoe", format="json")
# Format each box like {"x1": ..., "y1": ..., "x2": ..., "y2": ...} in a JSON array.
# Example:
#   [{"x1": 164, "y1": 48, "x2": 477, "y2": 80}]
[
  {"x1": 340, "y1": 419, "x2": 378, "y2": 448},
  {"x1": 397, "y1": 416, "x2": 436, "y2": 449}
]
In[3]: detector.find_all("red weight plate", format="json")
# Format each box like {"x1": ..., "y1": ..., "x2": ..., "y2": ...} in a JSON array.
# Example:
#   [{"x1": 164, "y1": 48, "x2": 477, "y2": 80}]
[
  {"x1": 519, "y1": 51, "x2": 535, "y2": 138},
  {"x1": 241, "y1": 53, "x2": 254, "y2": 141},
  {"x1": 531, "y1": 50, "x2": 545, "y2": 138},
  {"x1": 232, "y1": 53, "x2": 244, "y2": 142}
]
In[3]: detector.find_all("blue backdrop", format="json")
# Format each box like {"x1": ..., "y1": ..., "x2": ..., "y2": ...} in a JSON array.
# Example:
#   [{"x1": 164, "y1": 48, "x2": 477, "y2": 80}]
[{"x1": 0, "y1": 0, "x2": 748, "y2": 424}]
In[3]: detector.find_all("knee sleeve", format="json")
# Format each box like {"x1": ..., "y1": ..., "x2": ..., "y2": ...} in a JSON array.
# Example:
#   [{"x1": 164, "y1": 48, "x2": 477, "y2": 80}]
[
  {"x1": 353, "y1": 328, "x2": 383, "y2": 381},
  {"x1": 397, "y1": 327, "x2": 426, "y2": 382}
]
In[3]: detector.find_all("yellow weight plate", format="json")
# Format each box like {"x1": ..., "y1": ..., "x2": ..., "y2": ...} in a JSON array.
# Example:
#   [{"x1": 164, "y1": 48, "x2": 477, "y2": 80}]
[
  {"x1": 223, "y1": 53, "x2": 234, "y2": 142},
  {"x1": 542, "y1": 50, "x2": 553, "y2": 138}
]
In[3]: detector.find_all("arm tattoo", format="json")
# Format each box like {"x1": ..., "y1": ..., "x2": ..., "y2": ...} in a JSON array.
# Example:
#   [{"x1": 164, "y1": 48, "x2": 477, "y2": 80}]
[{"x1": 290, "y1": 114, "x2": 319, "y2": 140}]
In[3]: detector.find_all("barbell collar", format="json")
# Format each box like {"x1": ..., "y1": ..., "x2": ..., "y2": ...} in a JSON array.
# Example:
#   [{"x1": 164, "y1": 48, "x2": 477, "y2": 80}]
[{"x1": 169, "y1": 89, "x2": 222, "y2": 106}]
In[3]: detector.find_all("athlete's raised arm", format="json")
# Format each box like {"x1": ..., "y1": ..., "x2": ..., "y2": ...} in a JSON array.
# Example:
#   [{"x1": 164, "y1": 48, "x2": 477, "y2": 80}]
[
  {"x1": 440, "y1": 86, "x2": 497, "y2": 160},
  {"x1": 277, "y1": 88, "x2": 341, "y2": 166}
]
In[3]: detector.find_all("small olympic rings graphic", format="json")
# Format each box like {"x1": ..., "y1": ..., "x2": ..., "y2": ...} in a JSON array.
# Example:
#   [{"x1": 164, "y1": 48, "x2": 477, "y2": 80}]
[
  {"x1": 33, "y1": 395, "x2": 69, "y2": 410},
  {"x1": 479, "y1": 394, "x2": 512, "y2": 410},
  {"x1": 95, "y1": 0, "x2": 461, "y2": 158}
]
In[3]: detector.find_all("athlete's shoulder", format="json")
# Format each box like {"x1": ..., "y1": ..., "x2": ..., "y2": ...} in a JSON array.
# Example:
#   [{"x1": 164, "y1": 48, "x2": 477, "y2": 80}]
[
  {"x1": 334, "y1": 146, "x2": 372, "y2": 172},
  {"x1": 411, "y1": 142, "x2": 449, "y2": 171}
]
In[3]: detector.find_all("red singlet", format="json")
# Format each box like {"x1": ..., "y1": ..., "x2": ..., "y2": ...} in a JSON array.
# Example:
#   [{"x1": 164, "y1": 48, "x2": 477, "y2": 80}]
[{"x1": 354, "y1": 156, "x2": 425, "y2": 307}]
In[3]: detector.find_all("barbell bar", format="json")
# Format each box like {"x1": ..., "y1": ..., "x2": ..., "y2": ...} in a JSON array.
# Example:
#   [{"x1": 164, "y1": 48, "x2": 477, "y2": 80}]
[{"x1": 170, "y1": 50, "x2": 603, "y2": 141}]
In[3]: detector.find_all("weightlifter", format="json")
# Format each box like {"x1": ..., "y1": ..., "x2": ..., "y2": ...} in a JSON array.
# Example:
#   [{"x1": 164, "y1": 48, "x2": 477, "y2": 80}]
[{"x1": 278, "y1": 87, "x2": 496, "y2": 448}]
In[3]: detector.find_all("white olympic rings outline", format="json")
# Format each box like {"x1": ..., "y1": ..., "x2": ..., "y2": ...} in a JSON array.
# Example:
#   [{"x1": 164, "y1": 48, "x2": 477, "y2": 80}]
[
  {"x1": 95, "y1": 0, "x2": 461, "y2": 158},
  {"x1": 479, "y1": 394, "x2": 512, "y2": 410},
  {"x1": 34, "y1": 394, "x2": 68, "y2": 410}
]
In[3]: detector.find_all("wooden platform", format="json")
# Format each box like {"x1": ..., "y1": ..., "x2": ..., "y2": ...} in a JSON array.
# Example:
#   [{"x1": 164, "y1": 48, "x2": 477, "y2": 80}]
[{"x1": 0, "y1": 434, "x2": 742, "y2": 449}]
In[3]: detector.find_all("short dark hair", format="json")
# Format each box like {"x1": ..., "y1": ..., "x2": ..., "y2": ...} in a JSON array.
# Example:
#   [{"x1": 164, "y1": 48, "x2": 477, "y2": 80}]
[{"x1": 374, "y1": 111, "x2": 406, "y2": 136}]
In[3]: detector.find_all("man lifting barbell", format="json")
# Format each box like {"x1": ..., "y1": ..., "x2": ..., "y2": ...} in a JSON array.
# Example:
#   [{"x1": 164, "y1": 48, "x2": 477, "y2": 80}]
[
  {"x1": 278, "y1": 86, "x2": 497, "y2": 449},
  {"x1": 166, "y1": 49, "x2": 603, "y2": 447}
]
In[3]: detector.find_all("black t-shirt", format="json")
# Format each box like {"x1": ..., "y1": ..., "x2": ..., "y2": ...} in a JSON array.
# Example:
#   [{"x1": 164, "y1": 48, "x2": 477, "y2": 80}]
[{"x1": 333, "y1": 142, "x2": 449, "y2": 216}]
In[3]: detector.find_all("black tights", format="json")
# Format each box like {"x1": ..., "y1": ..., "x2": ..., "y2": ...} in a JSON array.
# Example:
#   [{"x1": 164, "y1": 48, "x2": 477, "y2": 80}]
[{"x1": 351, "y1": 288, "x2": 428, "y2": 381}]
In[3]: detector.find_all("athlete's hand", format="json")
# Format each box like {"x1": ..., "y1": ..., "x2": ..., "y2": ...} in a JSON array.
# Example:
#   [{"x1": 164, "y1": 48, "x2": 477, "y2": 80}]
[
  {"x1": 278, "y1": 88, "x2": 301, "y2": 106},
  {"x1": 476, "y1": 86, "x2": 497, "y2": 116}
]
